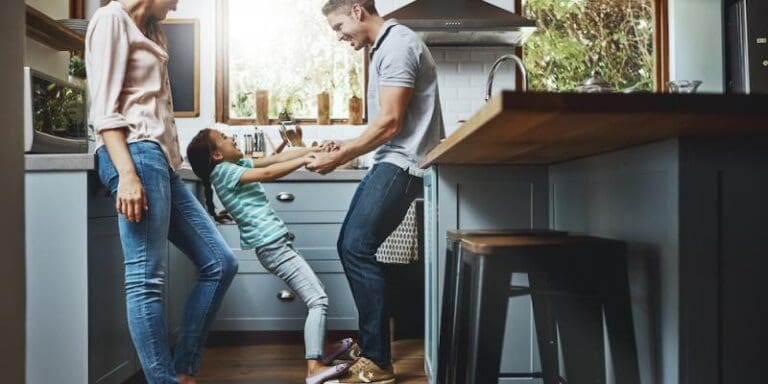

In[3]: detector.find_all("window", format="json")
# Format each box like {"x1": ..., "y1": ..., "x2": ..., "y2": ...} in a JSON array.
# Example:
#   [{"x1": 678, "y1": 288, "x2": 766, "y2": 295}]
[
  {"x1": 522, "y1": 0, "x2": 668, "y2": 92},
  {"x1": 216, "y1": 0, "x2": 366, "y2": 124}
]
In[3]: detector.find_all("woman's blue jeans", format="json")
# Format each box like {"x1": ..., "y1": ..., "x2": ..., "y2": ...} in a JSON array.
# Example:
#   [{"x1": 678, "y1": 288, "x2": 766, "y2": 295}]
[
  {"x1": 97, "y1": 141, "x2": 238, "y2": 384},
  {"x1": 337, "y1": 162, "x2": 421, "y2": 369}
]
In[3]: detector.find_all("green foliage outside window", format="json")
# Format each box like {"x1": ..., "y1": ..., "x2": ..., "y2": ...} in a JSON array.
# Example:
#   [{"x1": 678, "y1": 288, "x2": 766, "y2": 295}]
[{"x1": 523, "y1": 0, "x2": 654, "y2": 92}]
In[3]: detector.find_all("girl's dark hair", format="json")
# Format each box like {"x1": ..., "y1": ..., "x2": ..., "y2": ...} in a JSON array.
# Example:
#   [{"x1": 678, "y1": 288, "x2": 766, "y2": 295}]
[{"x1": 186, "y1": 128, "x2": 218, "y2": 217}]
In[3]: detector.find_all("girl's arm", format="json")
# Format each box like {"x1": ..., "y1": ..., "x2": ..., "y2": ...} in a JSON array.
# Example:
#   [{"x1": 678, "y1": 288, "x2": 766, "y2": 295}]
[
  {"x1": 250, "y1": 146, "x2": 320, "y2": 168},
  {"x1": 239, "y1": 153, "x2": 316, "y2": 184}
]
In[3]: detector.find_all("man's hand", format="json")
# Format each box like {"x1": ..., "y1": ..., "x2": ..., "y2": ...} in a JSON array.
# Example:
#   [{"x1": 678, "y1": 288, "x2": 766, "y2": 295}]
[
  {"x1": 319, "y1": 140, "x2": 342, "y2": 152},
  {"x1": 306, "y1": 150, "x2": 345, "y2": 174}
]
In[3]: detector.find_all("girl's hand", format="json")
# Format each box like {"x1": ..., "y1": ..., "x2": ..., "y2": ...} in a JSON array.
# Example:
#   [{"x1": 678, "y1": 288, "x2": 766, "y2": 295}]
[
  {"x1": 116, "y1": 172, "x2": 149, "y2": 223},
  {"x1": 319, "y1": 140, "x2": 341, "y2": 152},
  {"x1": 302, "y1": 152, "x2": 317, "y2": 166}
]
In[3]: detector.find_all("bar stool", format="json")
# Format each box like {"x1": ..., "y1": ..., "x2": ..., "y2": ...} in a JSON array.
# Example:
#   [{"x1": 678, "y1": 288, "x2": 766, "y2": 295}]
[
  {"x1": 447, "y1": 233, "x2": 640, "y2": 384},
  {"x1": 438, "y1": 229, "x2": 567, "y2": 384}
]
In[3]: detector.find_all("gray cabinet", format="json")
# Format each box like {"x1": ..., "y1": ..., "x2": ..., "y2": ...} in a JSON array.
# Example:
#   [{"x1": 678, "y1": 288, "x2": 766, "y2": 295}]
[
  {"x1": 88, "y1": 217, "x2": 137, "y2": 384},
  {"x1": 423, "y1": 165, "x2": 549, "y2": 383},
  {"x1": 213, "y1": 181, "x2": 360, "y2": 331}
]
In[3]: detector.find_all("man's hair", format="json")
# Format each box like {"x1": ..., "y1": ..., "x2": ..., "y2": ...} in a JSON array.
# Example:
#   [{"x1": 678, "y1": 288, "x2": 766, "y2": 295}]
[{"x1": 322, "y1": 0, "x2": 378, "y2": 16}]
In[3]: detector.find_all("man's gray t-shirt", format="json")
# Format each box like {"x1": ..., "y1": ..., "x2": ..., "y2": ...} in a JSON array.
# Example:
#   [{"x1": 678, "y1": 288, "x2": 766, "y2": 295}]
[{"x1": 368, "y1": 19, "x2": 445, "y2": 176}]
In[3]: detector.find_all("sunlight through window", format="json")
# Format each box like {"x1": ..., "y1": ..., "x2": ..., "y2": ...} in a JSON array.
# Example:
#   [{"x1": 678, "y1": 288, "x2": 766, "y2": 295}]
[{"x1": 227, "y1": 0, "x2": 365, "y2": 121}]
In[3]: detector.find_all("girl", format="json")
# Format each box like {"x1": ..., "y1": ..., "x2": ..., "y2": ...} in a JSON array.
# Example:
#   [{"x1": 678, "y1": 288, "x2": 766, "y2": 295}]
[
  {"x1": 186, "y1": 128, "x2": 352, "y2": 384},
  {"x1": 86, "y1": 1, "x2": 237, "y2": 383}
]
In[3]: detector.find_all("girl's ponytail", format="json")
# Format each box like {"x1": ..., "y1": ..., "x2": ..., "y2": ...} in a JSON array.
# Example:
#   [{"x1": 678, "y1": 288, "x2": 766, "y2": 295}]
[{"x1": 186, "y1": 128, "x2": 218, "y2": 217}]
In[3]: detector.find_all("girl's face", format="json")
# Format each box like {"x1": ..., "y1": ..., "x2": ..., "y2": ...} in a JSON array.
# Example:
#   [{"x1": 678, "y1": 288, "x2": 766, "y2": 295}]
[
  {"x1": 149, "y1": 0, "x2": 179, "y2": 21},
  {"x1": 210, "y1": 130, "x2": 243, "y2": 163}
]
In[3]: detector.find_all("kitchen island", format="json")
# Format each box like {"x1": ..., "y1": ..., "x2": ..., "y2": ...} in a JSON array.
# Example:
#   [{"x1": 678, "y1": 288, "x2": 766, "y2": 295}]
[{"x1": 421, "y1": 91, "x2": 768, "y2": 384}]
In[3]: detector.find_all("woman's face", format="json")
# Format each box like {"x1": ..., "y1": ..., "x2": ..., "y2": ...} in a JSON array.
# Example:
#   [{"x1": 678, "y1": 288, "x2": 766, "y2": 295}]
[{"x1": 149, "y1": 0, "x2": 179, "y2": 21}]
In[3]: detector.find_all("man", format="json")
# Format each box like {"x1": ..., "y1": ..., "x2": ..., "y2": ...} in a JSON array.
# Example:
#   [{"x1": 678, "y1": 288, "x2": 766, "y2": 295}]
[{"x1": 309, "y1": 1, "x2": 445, "y2": 383}]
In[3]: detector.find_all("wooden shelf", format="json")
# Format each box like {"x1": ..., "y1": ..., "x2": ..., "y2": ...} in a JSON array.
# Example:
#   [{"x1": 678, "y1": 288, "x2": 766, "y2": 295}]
[
  {"x1": 26, "y1": 5, "x2": 84, "y2": 52},
  {"x1": 422, "y1": 91, "x2": 768, "y2": 167}
]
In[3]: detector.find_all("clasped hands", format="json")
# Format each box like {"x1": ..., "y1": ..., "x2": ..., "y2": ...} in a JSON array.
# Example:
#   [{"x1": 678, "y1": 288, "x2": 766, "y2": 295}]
[{"x1": 304, "y1": 140, "x2": 348, "y2": 175}]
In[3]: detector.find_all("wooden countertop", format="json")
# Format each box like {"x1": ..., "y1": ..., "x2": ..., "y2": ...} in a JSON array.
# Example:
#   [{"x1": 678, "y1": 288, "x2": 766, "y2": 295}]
[{"x1": 422, "y1": 91, "x2": 768, "y2": 167}]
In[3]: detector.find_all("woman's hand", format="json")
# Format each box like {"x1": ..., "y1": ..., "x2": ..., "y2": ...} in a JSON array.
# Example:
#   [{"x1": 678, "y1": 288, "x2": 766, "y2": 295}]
[{"x1": 116, "y1": 172, "x2": 149, "y2": 223}]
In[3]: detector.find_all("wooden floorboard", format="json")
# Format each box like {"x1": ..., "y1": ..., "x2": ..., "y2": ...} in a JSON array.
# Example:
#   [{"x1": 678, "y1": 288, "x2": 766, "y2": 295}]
[{"x1": 195, "y1": 338, "x2": 427, "y2": 384}]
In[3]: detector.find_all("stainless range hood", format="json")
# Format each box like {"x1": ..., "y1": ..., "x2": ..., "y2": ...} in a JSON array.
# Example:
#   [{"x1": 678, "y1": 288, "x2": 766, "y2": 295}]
[{"x1": 385, "y1": 0, "x2": 537, "y2": 46}]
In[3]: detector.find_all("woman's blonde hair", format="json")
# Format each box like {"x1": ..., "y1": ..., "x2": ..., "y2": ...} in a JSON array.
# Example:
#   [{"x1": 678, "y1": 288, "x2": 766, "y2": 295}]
[{"x1": 144, "y1": 16, "x2": 168, "y2": 48}]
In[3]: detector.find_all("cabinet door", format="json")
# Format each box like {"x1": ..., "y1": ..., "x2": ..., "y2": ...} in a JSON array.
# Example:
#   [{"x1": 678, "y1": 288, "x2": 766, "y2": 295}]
[
  {"x1": 213, "y1": 270, "x2": 358, "y2": 331},
  {"x1": 88, "y1": 216, "x2": 137, "y2": 384}
]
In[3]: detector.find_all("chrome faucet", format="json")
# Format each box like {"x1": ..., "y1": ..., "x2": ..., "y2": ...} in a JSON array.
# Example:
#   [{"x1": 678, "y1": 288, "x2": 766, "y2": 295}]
[{"x1": 485, "y1": 54, "x2": 528, "y2": 101}]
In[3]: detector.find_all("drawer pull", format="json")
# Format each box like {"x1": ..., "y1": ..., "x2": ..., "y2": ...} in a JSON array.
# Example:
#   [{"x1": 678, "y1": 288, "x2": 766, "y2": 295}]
[
  {"x1": 276, "y1": 290, "x2": 296, "y2": 301},
  {"x1": 276, "y1": 192, "x2": 295, "y2": 202}
]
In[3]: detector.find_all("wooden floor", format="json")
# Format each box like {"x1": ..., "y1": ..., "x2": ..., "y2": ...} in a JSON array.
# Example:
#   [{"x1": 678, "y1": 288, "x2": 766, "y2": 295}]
[{"x1": 195, "y1": 338, "x2": 427, "y2": 384}]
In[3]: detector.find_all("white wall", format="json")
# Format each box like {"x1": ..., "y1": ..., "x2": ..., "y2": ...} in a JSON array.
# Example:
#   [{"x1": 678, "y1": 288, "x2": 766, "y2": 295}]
[
  {"x1": 0, "y1": 0, "x2": 26, "y2": 382},
  {"x1": 668, "y1": 0, "x2": 724, "y2": 93}
]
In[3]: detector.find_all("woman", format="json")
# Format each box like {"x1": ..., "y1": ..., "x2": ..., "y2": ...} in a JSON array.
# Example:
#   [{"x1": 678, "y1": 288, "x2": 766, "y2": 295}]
[{"x1": 86, "y1": 1, "x2": 238, "y2": 383}]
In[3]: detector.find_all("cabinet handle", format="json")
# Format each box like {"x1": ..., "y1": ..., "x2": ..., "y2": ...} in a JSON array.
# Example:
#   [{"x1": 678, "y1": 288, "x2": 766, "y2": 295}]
[
  {"x1": 276, "y1": 192, "x2": 295, "y2": 202},
  {"x1": 276, "y1": 290, "x2": 296, "y2": 302}
]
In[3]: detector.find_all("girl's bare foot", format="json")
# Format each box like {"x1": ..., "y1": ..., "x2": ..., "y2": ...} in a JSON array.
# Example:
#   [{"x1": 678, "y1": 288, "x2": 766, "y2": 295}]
[
  {"x1": 307, "y1": 359, "x2": 326, "y2": 376},
  {"x1": 177, "y1": 374, "x2": 197, "y2": 384}
]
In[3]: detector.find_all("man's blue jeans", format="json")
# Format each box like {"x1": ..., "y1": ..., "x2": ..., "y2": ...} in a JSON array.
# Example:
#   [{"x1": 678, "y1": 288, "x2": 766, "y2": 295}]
[
  {"x1": 97, "y1": 141, "x2": 238, "y2": 383},
  {"x1": 337, "y1": 162, "x2": 421, "y2": 369}
]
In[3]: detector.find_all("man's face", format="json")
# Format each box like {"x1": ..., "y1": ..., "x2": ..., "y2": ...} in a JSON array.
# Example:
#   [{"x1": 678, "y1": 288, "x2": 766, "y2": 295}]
[{"x1": 327, "y1": 5, "x2": 368, "y2": 51}]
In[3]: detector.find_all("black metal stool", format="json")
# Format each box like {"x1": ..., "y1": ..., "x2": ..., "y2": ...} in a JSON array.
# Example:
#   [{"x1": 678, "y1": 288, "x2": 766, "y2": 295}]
[
  {"x1": 445, "y1": 233, "x2": 640, "y2": 384},
  {"x1": 438, "y1": 229, "x2": 566, "y2": 384}
]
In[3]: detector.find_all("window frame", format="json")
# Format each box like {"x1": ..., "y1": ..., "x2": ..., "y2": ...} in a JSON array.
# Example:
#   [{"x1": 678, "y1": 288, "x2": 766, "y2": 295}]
[
  {"x1": 518, "y1": 0, "x2": 669, "y2": 92},
  {"x1": 215, "y1": 0, "x2": 368, "y2": 125}
]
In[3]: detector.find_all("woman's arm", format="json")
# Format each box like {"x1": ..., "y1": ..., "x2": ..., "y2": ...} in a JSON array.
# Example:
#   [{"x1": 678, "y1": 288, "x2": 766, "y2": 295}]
[
  {"x1": 249, "y1": 146, "x2": 320, "y2": 168},
  {"x1": 239, "y1": 153, "x2": 315, "y2": 184},
  {"x1": 101, "y1": 129, "x2": 148, "y2": 223},
  {"x1": 86, "y1": 14, "x2": 147, "y2": 222}
]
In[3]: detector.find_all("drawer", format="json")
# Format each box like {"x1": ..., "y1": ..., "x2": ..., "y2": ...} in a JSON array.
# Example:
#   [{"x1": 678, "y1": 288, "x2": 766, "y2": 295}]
[
  {"x1": 261, "y1": 182, "x2": 358, "y2": 212},
  {"x1": 214, "y1": 272, "x2": 358, "y2": 331},
  {"x1": 217, "y1": 223, "x2": 343, "y2": 262}
]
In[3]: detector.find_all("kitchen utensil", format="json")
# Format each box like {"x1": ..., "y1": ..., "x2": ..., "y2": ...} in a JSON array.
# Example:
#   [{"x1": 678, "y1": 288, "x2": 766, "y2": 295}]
[
  {"x1": 575, "y1": 70, "x2": 614, "y2": 93},
  {"x1": 279, "y1": 123, "x2": 293, "y2": 147},
  {"x1": 668, "y1": 80, "x2": 702, "y2": 94}
]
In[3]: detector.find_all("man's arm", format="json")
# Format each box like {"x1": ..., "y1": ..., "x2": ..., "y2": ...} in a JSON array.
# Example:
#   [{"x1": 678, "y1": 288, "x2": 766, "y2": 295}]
[{"x1": 307, "y1": 86, "x2": 413, "y2": 174}]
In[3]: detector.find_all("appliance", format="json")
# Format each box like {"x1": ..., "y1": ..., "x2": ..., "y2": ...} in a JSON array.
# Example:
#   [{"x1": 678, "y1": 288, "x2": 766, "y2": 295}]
[
  {"x1": 726, "y1": 0, "x2": 768, "y2": 94},
  {"x1": 385, "y1": 0, "x2": 537, "y2": 46},
  {"x1": 23, "y1": 67, "x2": 88, "y2": 153}
]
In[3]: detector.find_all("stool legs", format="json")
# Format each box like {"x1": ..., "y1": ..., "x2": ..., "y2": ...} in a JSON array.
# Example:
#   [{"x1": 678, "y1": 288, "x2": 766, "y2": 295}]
[
  {"x1": 466, "y1": 255, "x2": 509, "y2": 384},
  {"x1": 556, "y1": 295, "x2": 606, "y2": 384},
  {"x1": 438, "y1": 243, "x2": 461, "y2": 384},
  {"x1": 603, "y1": 258, "x2": 641, "y2": 384},
  {"x1": 529, "y1": 272, "x2": 561, "y2": 384}
]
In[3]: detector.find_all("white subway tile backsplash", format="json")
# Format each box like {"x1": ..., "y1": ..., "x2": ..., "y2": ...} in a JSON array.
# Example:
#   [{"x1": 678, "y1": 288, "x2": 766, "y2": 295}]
[{"x1": 444, "y1": 50, "x2": 471, "y2": 62}]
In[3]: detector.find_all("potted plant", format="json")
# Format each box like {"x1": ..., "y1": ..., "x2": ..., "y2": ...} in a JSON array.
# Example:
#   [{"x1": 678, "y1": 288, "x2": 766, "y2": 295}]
[{"x1": 68, "y1": 55, "x2": 86, "y2": 88}]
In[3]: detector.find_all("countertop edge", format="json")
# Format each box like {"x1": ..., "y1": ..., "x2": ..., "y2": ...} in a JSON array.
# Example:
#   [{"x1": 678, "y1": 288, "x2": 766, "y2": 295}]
[{"x1": 25, "y1": 154, "x2": 95, "y2": 171}]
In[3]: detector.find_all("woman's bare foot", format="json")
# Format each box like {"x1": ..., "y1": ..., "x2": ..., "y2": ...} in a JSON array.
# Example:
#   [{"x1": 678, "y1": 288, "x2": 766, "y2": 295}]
[{"x1": 177, "y1": 373, "x2": 197, "y2": 384}]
